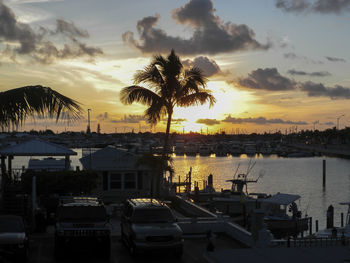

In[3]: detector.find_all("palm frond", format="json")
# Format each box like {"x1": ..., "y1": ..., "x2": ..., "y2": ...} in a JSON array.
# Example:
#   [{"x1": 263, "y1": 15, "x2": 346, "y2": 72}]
[
  {"x1": 144, "y1": 97, "x2": 167, "y2": 124},
  {"x1": 133, "y1": 65, "x2": 164, "y2": 86},
  {"x1": 120, "y1": 86, "x2": 160, "y2": 105},
  {"x1": 177, "y1": 91, "x2": 216, "y2": 108},
  {"x1": 0, "y1": 85, "x2": 82, "y2": 129}
]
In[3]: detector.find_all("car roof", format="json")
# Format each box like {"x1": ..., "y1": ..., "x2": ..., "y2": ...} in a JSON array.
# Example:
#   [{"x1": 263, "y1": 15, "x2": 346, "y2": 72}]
[
  {"x1": 59, "y1": 196, "x2": 103, "y2": 207},
  {"x1": 128, "y1": 198, "x2": 168, "y2": 209}
]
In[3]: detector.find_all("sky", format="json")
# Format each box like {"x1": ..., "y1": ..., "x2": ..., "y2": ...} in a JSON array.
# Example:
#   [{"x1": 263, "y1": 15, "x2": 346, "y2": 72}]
[{"x1": 1, "y1": 0, "x2": 350, "y2": 134}]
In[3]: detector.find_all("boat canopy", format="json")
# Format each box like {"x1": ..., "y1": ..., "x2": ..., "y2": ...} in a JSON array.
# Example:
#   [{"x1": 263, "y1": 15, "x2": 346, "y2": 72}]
[
  {"x1": 262, "y1": 193, "x2": 300, "y2": 205},
  {"x1": 339, "y1": 202, "x2": 350, "y2": 205}
]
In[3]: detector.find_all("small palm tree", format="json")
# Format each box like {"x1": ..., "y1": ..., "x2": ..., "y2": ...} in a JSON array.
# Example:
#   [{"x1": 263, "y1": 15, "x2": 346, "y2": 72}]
[
  {"x1": 121, "y1": 49, "x2": 216, "y2": 155},
  {"x1": 0, "y1": 85, "x2": 81, "y2": 130}
]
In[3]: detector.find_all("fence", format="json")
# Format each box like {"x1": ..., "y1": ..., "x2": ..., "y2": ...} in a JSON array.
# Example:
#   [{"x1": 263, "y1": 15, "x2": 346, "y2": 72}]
[{"x1": 274, "y1": 236, "x2": 350, "y2": 248}]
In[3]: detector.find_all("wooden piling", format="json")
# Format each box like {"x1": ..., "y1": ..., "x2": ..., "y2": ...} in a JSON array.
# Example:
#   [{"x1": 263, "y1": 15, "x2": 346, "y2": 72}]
[
  {"x1": 341, "y1": 212, "x2": 344, "y2": 227},
  {"x1": 323, "y1": 159, "x2": 326, "y2": 187},
  {"x1": 309, "y1": 217, "x2": 313, "y2": 236}
]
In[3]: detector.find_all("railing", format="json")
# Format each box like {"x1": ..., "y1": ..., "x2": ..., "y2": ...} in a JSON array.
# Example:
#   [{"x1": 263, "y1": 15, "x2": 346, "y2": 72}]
[{"x1": 273, "y1": 236, "x2": 350, "y2": 248}]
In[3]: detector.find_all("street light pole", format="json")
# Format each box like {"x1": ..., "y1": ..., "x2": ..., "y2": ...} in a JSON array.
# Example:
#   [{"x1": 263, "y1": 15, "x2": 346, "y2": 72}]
[{"x1": 337, "y1": 114, "x2": 345, "y2": 130}]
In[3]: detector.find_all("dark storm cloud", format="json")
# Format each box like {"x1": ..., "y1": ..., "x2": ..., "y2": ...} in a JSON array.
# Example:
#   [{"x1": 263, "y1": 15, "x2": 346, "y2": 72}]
[
  {"x1": 287, "y1": 69, "x2": 331, "y2": 77},
  {"x1": 196, "y1": 118, "x2": 220, "y2": 126},
  {"x1": 238, "y1": 68, "x2": 296, "y2": 91},
  {"x1": 222, "y1": 115, "x2": 308, "y2": 125},
  {"x1": 182, "y1": 56, "x2": 221, "y2": 77},
  {"x1": 122, "y1": 0, "x2": 270, "y2": 55},
  {"x1": 0, "y1": 1, "x2": 102, "y2": 63},
  {"x1": 276, "y1": 0, "x2": 350, "y2": 14},
  {"x1": 325, "y1": 56, "x2": 346, "y2": 62},
  {"x1": 299, "y1": 81, "x2": 350, "y2": 99}
]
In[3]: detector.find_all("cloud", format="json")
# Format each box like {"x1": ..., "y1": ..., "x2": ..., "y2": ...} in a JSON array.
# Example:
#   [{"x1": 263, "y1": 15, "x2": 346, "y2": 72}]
[
  {"x1": 284, "y1": 52, "x2": 323, "y2": 64},
  {"x1": 324, "y1": 121, "x2": 335, "y2": 125},
  {"x1": 299, "y1": 81, "x2": 350, "y2": 99},
  {"x1": 287, "y1": 69, "x2": 331, "y2": 77},
  {"x1": 276, "y1": 0, "x2": 350, "y2": 14},
  {"x1": 325, "y1": 56, "x2": 346, "y2": 62},
  {"x1": 196, "y1": 118, "x2": 220, "y2": 126},
  {"x1": 222, "y1": 115, "x2": 308, "y2": 125},
  {"x1": 122, "y1": 0, "x2": 270, "y2": 55},
  {"x1": 238, "y1": 68, "x2": 296, "y2": 91},
  {"x1": 110, "y1": 114, "x2": 147, "y2": 123},
  {"x1": 0, "y1": 2, "x2": 103, "y2": 63},
  {"x1": 96, "y1": 112, "x2": 109, "y2": 121},
  {"x1": 182, "y1": 56, "x2": 221, "y2": 77},
  {"x1": 172, "y1": 118, "x2": 187, "y2": 124},
  {"x1": 237, "y1": 67, "x2": 350, "y2": 100},
  {"x1": 53, "y1": 19, "x2": 89, "y2": 38}
]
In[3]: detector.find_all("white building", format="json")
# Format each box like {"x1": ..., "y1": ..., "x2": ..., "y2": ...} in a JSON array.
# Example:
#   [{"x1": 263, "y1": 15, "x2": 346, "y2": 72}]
[{"x1": 80, "y1": 146, "x2": 155, "y2": 203}]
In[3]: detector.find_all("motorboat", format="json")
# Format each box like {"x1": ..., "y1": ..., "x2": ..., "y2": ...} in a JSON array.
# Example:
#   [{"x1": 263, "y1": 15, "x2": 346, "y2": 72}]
[{"x1": 260, "y1": 193, "x2": 309, "y2": 238}]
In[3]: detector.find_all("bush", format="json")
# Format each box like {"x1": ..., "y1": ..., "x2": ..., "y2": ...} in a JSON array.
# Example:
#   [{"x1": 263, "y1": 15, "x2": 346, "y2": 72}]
[{"x1": 21, "y1": 170, "x2": 99, "y2": 196}]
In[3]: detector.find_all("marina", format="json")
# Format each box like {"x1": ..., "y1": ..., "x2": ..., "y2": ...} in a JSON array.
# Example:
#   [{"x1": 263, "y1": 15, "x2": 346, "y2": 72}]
[{"x1": 7, "y1": 149, "x2": 350, "y2": 229}]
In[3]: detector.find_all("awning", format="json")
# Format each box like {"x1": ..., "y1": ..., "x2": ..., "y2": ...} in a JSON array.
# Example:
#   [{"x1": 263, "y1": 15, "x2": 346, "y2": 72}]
[{"x1": 262, "y1": 193, "x2": 300, "y2": 205}]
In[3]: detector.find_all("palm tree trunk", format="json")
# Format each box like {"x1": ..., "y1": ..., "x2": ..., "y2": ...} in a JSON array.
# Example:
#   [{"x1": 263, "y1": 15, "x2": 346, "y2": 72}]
[
  {"x1": 157, "y1": 109, "x2": 173, "y2": 197},
  {"x1": 162, "y1": 109, "x2": 173, "y2": 158}
]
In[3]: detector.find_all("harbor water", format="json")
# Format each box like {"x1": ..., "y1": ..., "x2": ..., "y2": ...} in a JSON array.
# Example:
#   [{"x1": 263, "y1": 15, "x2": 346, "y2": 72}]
[{"x1": 12, "y1": 151, "x2": 350, "y2": 230}]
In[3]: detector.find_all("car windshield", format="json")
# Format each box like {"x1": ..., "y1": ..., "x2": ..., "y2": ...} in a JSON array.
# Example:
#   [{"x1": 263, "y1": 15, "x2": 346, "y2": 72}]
[
  {"x1": 0, "y1": 217, "x2": 24, "y2": 233},
  {"x1": 57, "y1": 206, "x2": 107, "y2": 222},
  {"x1": 131, "y1": 208, "x2": 175, "y2": 223}
]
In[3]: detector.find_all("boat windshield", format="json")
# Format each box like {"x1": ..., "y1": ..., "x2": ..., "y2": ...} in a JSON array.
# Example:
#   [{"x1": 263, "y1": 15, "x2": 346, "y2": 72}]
[{"x1": 131, "y1": 208, "x2": 175, "y2": 223}]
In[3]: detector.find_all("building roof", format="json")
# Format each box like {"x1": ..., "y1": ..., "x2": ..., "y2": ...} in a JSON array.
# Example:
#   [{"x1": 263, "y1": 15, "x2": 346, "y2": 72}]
[
  {"x1": 80, "y1": 146, "x2": 149, "y2": 171},
  {"x1": 0, "y1": 139, "x2": 77, "y2": 156},
  {"x1": 262, "y1": 193, "x2": 300, "y2": 205}
]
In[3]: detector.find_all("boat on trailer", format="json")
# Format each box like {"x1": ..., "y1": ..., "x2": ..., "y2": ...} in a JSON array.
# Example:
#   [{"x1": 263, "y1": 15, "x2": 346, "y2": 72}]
[{"x1": 260, "y1": 193, "x2": 309, "y2": 238}]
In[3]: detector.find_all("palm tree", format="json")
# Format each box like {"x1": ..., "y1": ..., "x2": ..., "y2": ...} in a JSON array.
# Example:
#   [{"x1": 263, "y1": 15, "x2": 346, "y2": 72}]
[
  {"x1": 0, "y1": 85, "x2": 81, "y2": 130},
  {"x1": 120, "y1": 49, "x2": 216, "y2": 155},
  {"x1": 121, "y1": 50, "x2": 216, "y2": 196}
]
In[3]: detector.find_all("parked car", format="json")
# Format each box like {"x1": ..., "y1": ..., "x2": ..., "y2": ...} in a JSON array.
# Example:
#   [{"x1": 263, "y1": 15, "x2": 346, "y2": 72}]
[
  {"x1": 0, "y1": 215, "x2": 29, "y2": 262},
  {"x1": 54, "y1": 196, "x2": 111, "y2": 259},
  {"x1": 121, "y1": 198, "x2": 183, "y2": 257}
]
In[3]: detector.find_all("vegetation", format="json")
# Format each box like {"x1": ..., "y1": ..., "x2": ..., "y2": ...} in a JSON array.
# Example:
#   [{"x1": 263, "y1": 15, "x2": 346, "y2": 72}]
[
  {"x1": 21, "y1": 170, "x2": 99, "y2": 196},
  {"x1": 0, "y1": 85, "x2": 81, "y2": 130},
  {"x1": 120, "y1": 49, "x2": 216, "y2": 155}
]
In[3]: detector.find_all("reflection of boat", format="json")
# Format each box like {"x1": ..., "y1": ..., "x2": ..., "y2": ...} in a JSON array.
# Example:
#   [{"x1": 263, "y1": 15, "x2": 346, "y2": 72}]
[{"x1": 260, "y1": 193, "x2": 309, "y2": 238}]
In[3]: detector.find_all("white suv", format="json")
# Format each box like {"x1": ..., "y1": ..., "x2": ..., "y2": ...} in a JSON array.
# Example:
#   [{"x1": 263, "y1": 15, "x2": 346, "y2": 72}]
[{"x1": 121, "y1": 198, "x2": 183, "y2": 257}]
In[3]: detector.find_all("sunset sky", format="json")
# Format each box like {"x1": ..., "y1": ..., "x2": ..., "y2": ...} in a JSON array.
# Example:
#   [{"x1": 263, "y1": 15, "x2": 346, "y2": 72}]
[{"x1": 1, "y1": 0, "x2": 349, "y2": 134}]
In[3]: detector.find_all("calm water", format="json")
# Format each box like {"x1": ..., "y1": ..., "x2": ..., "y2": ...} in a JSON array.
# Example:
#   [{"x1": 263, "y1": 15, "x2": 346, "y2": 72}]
[
  {"x1": 173, "y1": 154, "x2": 350, "y2": 229},
  {"x1": 12, "y1": 151, "x2": 350, "y2": 229}
]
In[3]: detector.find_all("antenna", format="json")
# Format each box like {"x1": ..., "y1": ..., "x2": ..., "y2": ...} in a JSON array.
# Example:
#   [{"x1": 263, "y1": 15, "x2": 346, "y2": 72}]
[{"x1": 233, "y1": 163, "x2": 240, "y2": 179}]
